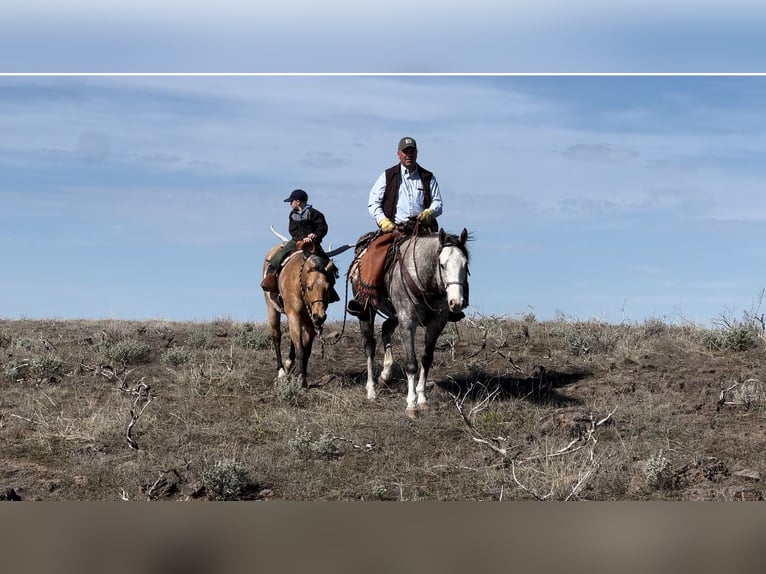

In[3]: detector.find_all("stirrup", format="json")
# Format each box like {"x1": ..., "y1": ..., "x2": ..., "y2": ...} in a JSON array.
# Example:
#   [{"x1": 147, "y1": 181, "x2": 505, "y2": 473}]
[{"x1": 346, "y1": 299, "x2": 367, "y2": 317}]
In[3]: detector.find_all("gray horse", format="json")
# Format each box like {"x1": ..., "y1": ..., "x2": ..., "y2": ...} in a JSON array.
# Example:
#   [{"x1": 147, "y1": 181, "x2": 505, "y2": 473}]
[{"x1": 350, "y1": 228, "x2": 471, "y2": 418}]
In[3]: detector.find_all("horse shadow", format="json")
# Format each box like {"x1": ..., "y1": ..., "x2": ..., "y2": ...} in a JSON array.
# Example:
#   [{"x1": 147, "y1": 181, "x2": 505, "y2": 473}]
[
  {"x1": 434, "y1": 366, "x2": 588, "y2": 407},
  {"x1": 339, "y1": 365, "x2": 588, "y2": 407}
]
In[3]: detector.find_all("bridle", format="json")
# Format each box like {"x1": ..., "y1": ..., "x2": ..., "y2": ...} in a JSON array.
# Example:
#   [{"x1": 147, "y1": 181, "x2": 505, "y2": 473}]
[
  {"x1": 395, "y1": 234, "x2": 469, "y2": 312},
  {"x1": 297, "y1": 252, "x2": 345, "y2": 342},
  {"x1": 298, "y1": 253, "x2": 330, "y2": 333}
]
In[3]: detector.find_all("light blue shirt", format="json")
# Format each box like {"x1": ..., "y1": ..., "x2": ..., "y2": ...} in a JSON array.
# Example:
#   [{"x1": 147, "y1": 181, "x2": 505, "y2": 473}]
[{"x1": 368, "y1": 164, "x2": 444, "y2": 225}]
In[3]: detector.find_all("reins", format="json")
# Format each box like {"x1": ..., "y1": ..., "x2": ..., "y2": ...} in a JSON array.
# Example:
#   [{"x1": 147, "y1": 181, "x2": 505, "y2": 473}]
[
  {"x1": 298, "y1": 251, "x2": 346, "y2": 346},
  {"x1": 394, "y1": 231, "x2": 469, "y2": 315},
  {"x1": 394, "y1": 234, "x2": 447, "y2": 314}
]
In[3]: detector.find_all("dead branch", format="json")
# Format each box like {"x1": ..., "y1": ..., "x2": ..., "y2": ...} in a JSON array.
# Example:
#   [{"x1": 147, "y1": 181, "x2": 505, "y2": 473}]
[
  {"x1": 511, "y1": 461, "x2": 554, "y2": 501},
  {"x1": 466, "y1": 321, "x2": 488, "y2": 358},
  {"x1": 126, "y1": 381, "x2": 153, "y2": 450},
  {"x1": 145, "y1": 468, "x2": 182, "y2": 500},
  {"x1": 221, "y1": 345, "x2": 235, "y2": 373},
  {"x1": 451, "y1": 385, "x2": 509, "y2": 458},
  {"x1": 718, "y1": 377, "x2": 764, "y2": 410},
  {"x1": 79, "y1": 361, "x2": 137, "y2": 391},
  {"x1": 10, "y1": 413, "x2": 40, "y2": 425},
  {"x1": 454, "y1": 384, "x2": 617, "y2": 500}
]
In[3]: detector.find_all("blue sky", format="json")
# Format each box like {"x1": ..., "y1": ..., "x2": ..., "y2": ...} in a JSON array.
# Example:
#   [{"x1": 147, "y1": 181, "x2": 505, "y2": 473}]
[
  {"x1": 2, "y1": 2, "x2": 765, "y2": 325},
  {"x1": 3, "y1": 75, "x2": 766, "y2": 325},
  {"x1": 2, "y1": 1, "x2": 766, "y2": 72}
]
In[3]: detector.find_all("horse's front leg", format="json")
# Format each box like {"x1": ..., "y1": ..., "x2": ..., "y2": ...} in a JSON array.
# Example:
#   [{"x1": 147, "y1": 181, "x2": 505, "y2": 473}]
[
  {"x1": 379, "y1": 316, "x2": 398, "y2": 384},
  {"x1": 398, "y1": 318, "x2": 419, "y2": 418},
  {"x1": 266, "y1": 299, "x2": 287, "y2": 379},
  {"x1": 287, "y1": 315, "x2": 309, "y2": 387},
  {"x1": 417, "y1": 316, "x2": 448, "y2": 410},
  {"x1": 300, "y1": 324, "x2": 314, "y2": 386},
  {"x1": 359, "y1": 313, "x2": 377, "y2": 400}
]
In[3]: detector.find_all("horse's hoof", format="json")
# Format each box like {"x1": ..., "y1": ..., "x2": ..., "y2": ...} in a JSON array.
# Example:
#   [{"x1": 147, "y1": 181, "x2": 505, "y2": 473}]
[
  {"x1": 417, "y1": 403, "x2": 429, "y2": 412},
  {"x1": 405, "y1": 408, "x2": 418, "y2": 420}
]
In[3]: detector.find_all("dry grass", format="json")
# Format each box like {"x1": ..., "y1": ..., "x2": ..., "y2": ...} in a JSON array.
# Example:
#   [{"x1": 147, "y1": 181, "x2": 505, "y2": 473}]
[{"x1": 1, "y1": 314, "x2": 765, "y2": 501}]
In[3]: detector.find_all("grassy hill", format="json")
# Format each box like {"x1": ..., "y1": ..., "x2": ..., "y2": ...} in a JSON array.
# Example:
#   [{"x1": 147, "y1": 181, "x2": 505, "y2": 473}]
[{"x1": 1, "y1": 314, "x2": 764, "y2": 501}]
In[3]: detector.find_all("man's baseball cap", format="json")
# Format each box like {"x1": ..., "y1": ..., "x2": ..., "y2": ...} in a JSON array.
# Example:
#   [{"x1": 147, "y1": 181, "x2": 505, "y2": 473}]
[
  {"x1": 398, "y1": 137, "x2": 417, "y2": 151},
  {"x1": 284, "y1": 189, "x2": 308, "y2": 202}
]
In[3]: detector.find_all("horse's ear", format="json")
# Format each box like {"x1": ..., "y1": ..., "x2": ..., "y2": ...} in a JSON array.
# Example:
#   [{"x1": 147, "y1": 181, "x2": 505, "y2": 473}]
[
  {"x1": 438, "y1": 228, "x2": 446, "y2": 243},
  {"x1": 460, "y1": 228, "x2": 468, "y2": 245}
]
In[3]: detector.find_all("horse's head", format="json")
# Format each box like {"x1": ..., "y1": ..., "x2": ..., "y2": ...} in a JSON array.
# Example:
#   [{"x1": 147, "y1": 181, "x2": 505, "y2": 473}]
[
  {"x1": 301, "y1": 255, "x2": 339, "y2": 328},
  {"x1": 438, "y1": 228, "x2": 470, "y2": 313}
]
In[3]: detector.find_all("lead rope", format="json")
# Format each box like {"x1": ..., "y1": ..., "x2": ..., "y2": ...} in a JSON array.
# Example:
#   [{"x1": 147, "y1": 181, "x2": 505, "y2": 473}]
[{"x1": 396, "y1": 235, "x2": 446, "y2": 319}]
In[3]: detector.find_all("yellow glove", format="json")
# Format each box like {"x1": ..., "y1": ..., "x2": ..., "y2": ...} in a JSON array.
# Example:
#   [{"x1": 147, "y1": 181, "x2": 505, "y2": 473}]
[
  {"x1": 416, "y1": 208, "x2": 434, "y2": 225},
  {"x1": 378, "y1": 218, "x2": 396, "y2": 233}
]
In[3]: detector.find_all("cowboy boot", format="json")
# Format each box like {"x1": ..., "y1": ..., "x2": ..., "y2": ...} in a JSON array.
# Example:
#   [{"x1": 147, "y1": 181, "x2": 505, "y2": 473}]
[
  {"x1": 260, "y1": 272, "x2": 279, "y2": 292},
  {"x1": 346, "y1": 298, "x2": 367, "y2": 317}
]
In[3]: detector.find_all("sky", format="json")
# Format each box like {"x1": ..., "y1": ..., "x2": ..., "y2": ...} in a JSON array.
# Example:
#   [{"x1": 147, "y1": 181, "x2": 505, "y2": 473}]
[{"x1": 2, "y1": 1, "x2": 766, "y2": 326}]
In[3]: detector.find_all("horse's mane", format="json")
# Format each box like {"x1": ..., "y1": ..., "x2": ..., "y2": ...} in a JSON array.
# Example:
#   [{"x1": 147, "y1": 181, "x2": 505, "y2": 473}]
[
  {"x1": 401, "y1": 229, "x2": 471, "y2": 264},
  {"x1": 439, "y1": 230, "x2": 471, "y2": 261}
]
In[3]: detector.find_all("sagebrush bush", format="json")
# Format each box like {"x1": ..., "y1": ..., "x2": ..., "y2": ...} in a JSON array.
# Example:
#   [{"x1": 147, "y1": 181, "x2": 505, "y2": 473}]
[
  {"x1": 0, "y1": 333, "x2": 11, "y2": 348},
  {"x1": 234, "y1": 329, "x2": 271, "y2": 350},
  {"x1": 641, "y1": 319, "x2": 667, "y2": 338},
  {"x1": 187, "y1": 330, "x2": 216, "y2": 350},
  {"x1": 4, "y1": 358, "x2": 27, "y2": 380},
  {"x1": 32, "y1": 355, "x2": 63, "y2": 377},
  {"x1": 274, "y1": 374, "x2": 303, "y2": 404},
  {"x1": 288, "y1": 427, "x2": 338, "y2": 459},
  {"x1": 162, "y1": 346, "x2": 191, "y2": 366},
  {"x1": 701, "y1": 327, "x2": 758, "y2": 352},
  {"x1": 102, "y1": 338, "x2": 152, "y2": 364},
  {"x1": 643, "y1": 450, "x2": 676, "y2": 490},
  {"x1": 370, "y1": 484, "x2": 389, "y2": 500},
  {"x1": 201, "y1": 459, "x2": 252, "y2": 501},
  {"x1": 723, "y1": 327, "x2": 757, "y2": 351},
  {"x1": 4, "y1": 355, "x2": 63, "y2": 381}
]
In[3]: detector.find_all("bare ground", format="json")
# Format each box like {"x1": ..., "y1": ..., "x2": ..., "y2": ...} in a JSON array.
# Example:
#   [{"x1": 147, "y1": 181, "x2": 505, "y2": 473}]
[{"x1": 1, "y1": 315, "x2": 764, "y2": 501}]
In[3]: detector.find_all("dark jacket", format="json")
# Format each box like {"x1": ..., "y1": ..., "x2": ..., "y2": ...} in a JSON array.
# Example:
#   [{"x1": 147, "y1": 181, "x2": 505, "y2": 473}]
[
  {"x1": 289, "y1": 205, "x2": 328, "y2": 243},
  {"x1": 382, "y1": 163, "x2": 438, "y2": 231}
]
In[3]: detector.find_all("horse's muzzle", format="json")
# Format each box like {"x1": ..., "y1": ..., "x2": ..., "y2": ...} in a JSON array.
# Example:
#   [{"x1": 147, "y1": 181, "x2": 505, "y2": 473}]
[{"x1": 312, "y1": 312, "x2": 326, "y2": 327}]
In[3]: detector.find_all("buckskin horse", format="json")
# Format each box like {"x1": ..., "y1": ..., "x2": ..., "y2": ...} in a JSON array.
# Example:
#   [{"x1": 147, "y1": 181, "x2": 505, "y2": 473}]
[
  {"x1": 348, "y1": 226, "x2": 471, "y2": 418},
  {"x1": 263, "y1": 231, "x2": 352, "y2": 385}
]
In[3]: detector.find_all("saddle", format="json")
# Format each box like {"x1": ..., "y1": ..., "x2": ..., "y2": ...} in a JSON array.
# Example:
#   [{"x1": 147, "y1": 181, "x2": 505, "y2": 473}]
[{"x1": 349, "y1": 220, "x2": 431, "y2": 308}]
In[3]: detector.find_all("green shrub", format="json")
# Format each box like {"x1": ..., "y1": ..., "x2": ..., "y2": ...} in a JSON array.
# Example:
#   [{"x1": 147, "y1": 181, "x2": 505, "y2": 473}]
[
  {"x1": 722, "y1": 327, "x2": 757, "y2": 351},
  {"x1": 187, "y1": 330, "x2": 215, "y2": 350},
  {"x1": 201, "y1": 459, "x2": 253, "y2": 501},
  {"x1": 4, "y1": 358, "x2": 29, "y2": 380},
  {"x1": 234, "y1": 329, "x2": 271, "y2": 350},
  {"x1": 274, "y1": 374, "x2": 304, "y2": 405},
  {"x1": 4, "y1": 355, "x2": 62, "y2": 380},
  {"x1": 33, "y1": 355, "x2": 63, "y2": 377},
  {"x1": 643, "y1": 450, "x2": 678, "y2": 490},
  {"x1": 0, "y1": 333, "x2": 11, "y2": 348},
  {"x1": 288, "y1": 427, "x2": 339, "y2": 460},
  {"x1": 162, "y1": 346, "x2": 192, "y2": 366},
  {"x1": 701, "y1": 327, "x2": 758, "y2": 352},
  {"x1": 102, "y1": 338, "x2": 152, "y2": 364},
  {"x1": 370, "y1": 484, "x2": 389, "y2": 500},
  {"x1": 641, "y1": 319, "x2": 667, "y2": 338}
]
